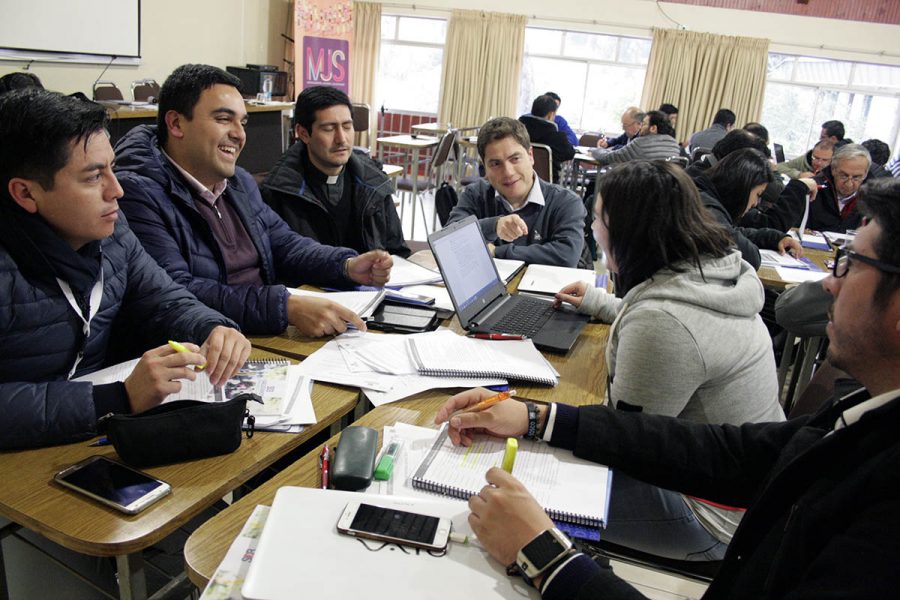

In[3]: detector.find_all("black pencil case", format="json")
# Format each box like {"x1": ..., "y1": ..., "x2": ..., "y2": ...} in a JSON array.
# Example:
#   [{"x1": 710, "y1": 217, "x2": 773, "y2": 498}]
[
  {"x1": 99, "y1": 393, "x2": 258, "y2": 468},
  {"x1": 332, "y1": 426, "x2": 378, "y2": 491}
]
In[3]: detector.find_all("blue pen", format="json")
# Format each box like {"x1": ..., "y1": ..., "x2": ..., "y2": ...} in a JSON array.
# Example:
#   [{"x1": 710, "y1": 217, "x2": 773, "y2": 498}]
[{"x1": 90, "y1": 437, "x2": 110, "y2": 447}]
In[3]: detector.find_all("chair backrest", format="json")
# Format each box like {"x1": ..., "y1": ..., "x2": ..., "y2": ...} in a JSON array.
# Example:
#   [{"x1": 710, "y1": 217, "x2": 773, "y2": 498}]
[
  {"x1": 431, "y1": 130, "x2": 458, "y2": 171},
  {"x1": 351, "y1": 103, "x2": 370, "y2": 133},
  {"x1": 690, "y1": 147, "x2": 711, "y2": 164},
  {"x1": 773, "y1": 143, "x2": 786, "y2": 163},
  {"x1": 131, "y1": 79, "x2": 160, "y2": 102},
  {"x1": 531, "y1": 143, "x2": 553, "y2": 183},
  {"x1": 579, "y1": 132, "x2": 601, "y2": 147},
  {"x1": 666, "y1": 155, "x2": 689, "y2": 169},
  {"x1": 93, "y1": 81, "x2": 123, "y2": 102}
]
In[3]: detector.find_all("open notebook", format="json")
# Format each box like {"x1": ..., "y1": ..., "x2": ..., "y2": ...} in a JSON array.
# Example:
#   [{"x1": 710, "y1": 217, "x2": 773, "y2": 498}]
[{"x1": 412, "y1": 426, "x2": 611, "y2": 528}]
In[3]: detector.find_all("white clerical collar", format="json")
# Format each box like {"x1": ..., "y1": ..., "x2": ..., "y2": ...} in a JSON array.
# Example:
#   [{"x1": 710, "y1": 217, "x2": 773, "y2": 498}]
[
  {"x1": 496, "y1": 173, "x2": 545, "y2": 213},
  {"x1": 326, "y1": 174, "x2": 340, "y2": 185},
  {"x1": 834, "y1": 388, "x2": 900, "y2": 431}
]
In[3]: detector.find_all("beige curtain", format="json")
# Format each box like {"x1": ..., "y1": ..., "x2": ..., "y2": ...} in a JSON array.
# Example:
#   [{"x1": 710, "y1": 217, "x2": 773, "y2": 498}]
[
  {"x1": 351, "y1": 1, "x2": 381, "y2": 149},
  {"x1": 641, "y1": 28, "x2": 769, "y2": 144},
  {"x1": 438, "y1": 10, "x2": 526, "y2": 129}
]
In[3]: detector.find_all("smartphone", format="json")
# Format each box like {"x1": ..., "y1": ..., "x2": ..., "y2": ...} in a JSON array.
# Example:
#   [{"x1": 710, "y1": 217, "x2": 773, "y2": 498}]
[
  {"x1": 336, "y1": 502, "x2": 451, "y2": 551},
  {"x1": 54, "y1": 456, "x2": 171, "y2": 515}
]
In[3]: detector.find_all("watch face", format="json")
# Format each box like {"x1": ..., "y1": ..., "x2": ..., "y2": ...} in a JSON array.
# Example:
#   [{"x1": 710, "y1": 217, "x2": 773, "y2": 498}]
[{"x1": 521, "y1": 531, "x2": 568, "y2": 569}]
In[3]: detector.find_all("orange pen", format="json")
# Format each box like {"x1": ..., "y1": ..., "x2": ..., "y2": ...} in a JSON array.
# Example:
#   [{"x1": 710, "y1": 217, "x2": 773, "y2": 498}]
[{"x1": 455, "y1": 390, "x2": 516, "y2": 416}]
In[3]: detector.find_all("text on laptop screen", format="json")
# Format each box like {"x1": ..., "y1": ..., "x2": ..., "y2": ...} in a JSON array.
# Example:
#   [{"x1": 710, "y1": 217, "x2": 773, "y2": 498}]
[{"x1": 430, "y1": 222, "x2": 499, "y2": 312}]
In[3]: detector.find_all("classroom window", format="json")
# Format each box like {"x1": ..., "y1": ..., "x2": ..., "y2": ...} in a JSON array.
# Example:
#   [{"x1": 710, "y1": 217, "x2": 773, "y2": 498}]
[
  {"x1": 519, "y1": 27, "x2": 650, "y2": 134},
  {"x1": 761, "y1": 53, "x2": 900, "y2": 159},
  {"x1": 376, "y1": 15, "x2": 446, "y2": 115}
]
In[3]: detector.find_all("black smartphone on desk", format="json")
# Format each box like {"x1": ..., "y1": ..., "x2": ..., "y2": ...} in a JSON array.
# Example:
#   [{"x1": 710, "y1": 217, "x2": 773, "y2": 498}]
[
  {"x1": 54, "y1": 456, "x2": 171, "y2": 514},
  {"x1": 367, "y1": 301, "x2": 440, "y2": 334}
]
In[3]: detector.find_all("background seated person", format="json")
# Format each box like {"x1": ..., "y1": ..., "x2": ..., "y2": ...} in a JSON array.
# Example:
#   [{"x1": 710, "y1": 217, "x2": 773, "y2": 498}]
[
  {"x1": 261, "y1": 86, "x2": 409, "y2": 257},
  {"x1": 518, "y1": 94, "x2": 575, "y2": 183},
  {"x1": 114, "y1": 65, "x2": 392, "y2": 338},
  {"x1": 434, "y1": 179, "x2": 900, "y2": 597},
  {"x1": 775, "y1": 139, "x2": 835, "y2": 180},
  {"x1": 551, "y1": 160, "x2": 783, "y2": 561},
  {"x1": 596, "y1": 106, "x2": 643, "y2": 151},
  {"x1": 861, "y1": 138, "x2": 892, "y2": 179},
  {"x1": 543, "y1": 91, "x2": 577, "y2": 145},
  {"x1": 589, "y1": 110, "x2": 680, "y2": 165},
  {"x1": 692, "y1": 149, "x2": 803, "y2": 270},
  {"x1": 447, "y1": 117, "x2": 588, "y2": 268},
  {"x1": 806, "y1": 143, "x2": 871, "y2": 233},
  {"x1": 689, "y1": 108, "x2": 736, "y2": 153},
  {"x1": 0, "y1": 89, "x2": 250, "y2": 450}
]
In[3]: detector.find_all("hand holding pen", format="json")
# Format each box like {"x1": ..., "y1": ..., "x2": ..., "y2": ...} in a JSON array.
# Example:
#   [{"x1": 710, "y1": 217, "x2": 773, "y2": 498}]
[{"x1": 434, "y1": 388, "x2": 529, "y2": 447}]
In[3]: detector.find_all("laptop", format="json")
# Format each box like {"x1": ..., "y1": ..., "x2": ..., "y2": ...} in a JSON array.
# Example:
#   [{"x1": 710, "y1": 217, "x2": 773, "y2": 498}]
[{"x1": 428, "y1": 215, "x2": 589, "y2": 353}]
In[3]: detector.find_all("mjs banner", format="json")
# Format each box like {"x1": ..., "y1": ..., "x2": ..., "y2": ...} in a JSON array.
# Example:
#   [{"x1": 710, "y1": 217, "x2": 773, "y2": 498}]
[{"x1": 295, "y1": 0, "x2": 352, "y2": 95}]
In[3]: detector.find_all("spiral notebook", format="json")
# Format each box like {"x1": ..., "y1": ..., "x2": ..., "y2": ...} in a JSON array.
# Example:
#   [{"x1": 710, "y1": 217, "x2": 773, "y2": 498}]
[
  {"x1": 407, "y1": 333, "x2": 559, "y2": 386},
  {"x1": 411, "y1": 426, "x2": 611, "y2": 528}
]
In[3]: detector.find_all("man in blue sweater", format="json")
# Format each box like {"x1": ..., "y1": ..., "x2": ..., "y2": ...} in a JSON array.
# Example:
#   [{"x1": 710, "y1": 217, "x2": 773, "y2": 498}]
[
  {"x1": 116, "y1": 65, "x2": 392, "y2": 337},
  {"x1": 0, "y1": 89, "x2": 250, "y2": 449},
  {"x1": 447, "y1": 117, "x2": 588, "y2": 268}
]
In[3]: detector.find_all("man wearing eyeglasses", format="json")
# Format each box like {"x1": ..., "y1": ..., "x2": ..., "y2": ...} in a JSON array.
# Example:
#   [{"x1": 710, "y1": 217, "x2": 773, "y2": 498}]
[
  {"x1": 436, "y1": 177, "x2": 900, "y2": 597},
  {"x1": 808, "y1": 143, "x2": 871, "y2": 233},
  {"x1": 595, "y1": 107, "x2": 644, "y2": 151}
]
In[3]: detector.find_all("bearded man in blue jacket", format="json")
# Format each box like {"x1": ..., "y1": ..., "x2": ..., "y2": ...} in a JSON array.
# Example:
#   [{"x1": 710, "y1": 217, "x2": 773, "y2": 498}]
[
  {"x1": 115, "y1": 64, "x2": 392, "y2": 337},
  {"x1": 0, "y1": 89, "x2": 250, "y2": 450}
]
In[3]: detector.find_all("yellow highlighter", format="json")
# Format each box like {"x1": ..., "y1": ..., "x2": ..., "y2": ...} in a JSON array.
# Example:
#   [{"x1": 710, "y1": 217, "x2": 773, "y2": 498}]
[
  {"x1": 168, "y1": 340, "x2": 207, "y2": 371},
  {"x1": 501, "y1": 437, "x2": 518, "y2": 473}
]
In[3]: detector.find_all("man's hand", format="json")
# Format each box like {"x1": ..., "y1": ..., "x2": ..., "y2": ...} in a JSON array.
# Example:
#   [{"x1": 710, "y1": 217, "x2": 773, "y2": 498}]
[
  {"x1": 554, "y1": 280, "x2": 589, "y2": 309},
  {"x1": 596, "y1": 137, "x2": 608, "y2": 149},
  {"x1": 434, "y1": 388, "x2": 531, "y2": 446},
  {"x1": 468, "y1": 468, "x2": 555, "y2": 566},
  {"x1": 798, "y1": 177, "x2": 819, "y2": 201},
  {"x1": 287, "y1": 295, "x2": 365, "y2": 337},
  {"x1": 124, "y1": 343, "x2": 205, "y2": 413},
  {"x1": 496, "y1": 214, "x2": 528, "y2": 242},
  {"x1": 778, "y1": 236, "x2": 804, "y2": 258},
  {"x1": 486, "y1": 242, "x2": 496, "y2": 257},
  {"x1": 346, "y1": 250, "x2": 392, "y2": 286},
  {"x1": 200, "y1": 326, "x2": 251, "y2": 387}
]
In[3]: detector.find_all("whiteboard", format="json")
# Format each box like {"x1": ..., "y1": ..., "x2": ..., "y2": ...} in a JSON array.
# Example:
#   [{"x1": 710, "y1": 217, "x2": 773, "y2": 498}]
[{"x1": 0, "y1": 0, "x2": 140, "y2": 59}]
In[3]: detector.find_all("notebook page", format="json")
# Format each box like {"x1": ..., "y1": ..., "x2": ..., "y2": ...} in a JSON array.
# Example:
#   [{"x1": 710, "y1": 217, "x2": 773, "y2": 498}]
[
  {"x1": 408, "y1": 334, "x2": 558, "y2": 383},
  {"x1": 517, "y1": 264, "x2": 597, "y2": 295}
]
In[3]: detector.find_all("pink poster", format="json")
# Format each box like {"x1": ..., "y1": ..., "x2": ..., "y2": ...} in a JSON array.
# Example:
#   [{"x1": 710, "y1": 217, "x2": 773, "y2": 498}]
[{"x1": 295, "y1": 0, "x2": 352, "y2": 95}]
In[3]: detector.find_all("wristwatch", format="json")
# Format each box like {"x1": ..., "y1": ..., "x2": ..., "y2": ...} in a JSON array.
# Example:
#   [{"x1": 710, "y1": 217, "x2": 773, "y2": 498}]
[{"x1": 513, "y1": 528, "x2": 575, "y2": 584}]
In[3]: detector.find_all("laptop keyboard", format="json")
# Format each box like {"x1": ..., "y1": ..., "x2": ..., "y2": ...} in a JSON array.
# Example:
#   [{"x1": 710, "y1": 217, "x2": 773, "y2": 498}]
[{"x1": 490, "y1": 296, "x2": 555, "y2": 336}]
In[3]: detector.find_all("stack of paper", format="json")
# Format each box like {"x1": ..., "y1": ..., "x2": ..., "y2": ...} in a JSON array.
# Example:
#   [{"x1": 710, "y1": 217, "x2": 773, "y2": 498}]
[
  {"x1": 287, "y1": 288, "x2": 384, "y2": 319},
  {"x1": 295, "y1": 330, "x2": 506, "y2": 406},
  {"x1": 385, "y1": 255, "x2": 443, "y2": 287},
  {"x1": 760, "y1": 249, "x2": 808, "y2": 269},
  {"x1": 517, "y1": 264, "x2": 597, "y2": 295}
]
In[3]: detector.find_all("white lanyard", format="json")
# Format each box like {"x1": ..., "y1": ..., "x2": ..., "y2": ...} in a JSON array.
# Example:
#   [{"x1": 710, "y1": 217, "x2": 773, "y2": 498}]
[{"x1": 57, "y1": 270, "x2": 104, "y2": 379}]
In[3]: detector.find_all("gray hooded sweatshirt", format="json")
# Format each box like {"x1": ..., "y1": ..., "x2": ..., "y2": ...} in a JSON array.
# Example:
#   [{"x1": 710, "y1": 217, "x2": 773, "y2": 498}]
[{"x1": 578, "y1": 251, "x2": 784, "y2": 542}]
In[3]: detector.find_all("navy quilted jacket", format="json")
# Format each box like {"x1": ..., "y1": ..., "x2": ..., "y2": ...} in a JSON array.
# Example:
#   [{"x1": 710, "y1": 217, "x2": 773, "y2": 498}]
[
  {"x1": 0, "y1": 218, "x2": 237, "y2": 449},
  {"x1": 114, "y1": 126, "x2": 357, "y2": 334}
]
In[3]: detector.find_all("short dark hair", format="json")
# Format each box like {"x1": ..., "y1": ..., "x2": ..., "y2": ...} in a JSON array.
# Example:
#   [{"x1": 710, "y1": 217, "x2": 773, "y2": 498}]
[
  {"x1": 644, "y1": 110, "x2": 675, "y2": 137},
  {"x1": 477, "y1": 117, "x2": 530, "y2": 160},
  {"x1": 658, "y1": 103, "x2": 678, "y2": 115},
  {"x1": 531, "y1": 94, "x2": 558, "y2": 119},
  {"x1": 713, "y1": 109, "x2": 736, "y2": 127},
  {"x1": 861, "y1": 139, "x2": 890, "y2": 167},
  {"x1": 156, "y1": 64, "x2": 242, "y2": 146},
  {"x1": 596, "y1": 160, "x2": 733, "y2": 295},
  {"x1": 293, "y1": 85, "x2": 353, "y2": 132},
  {"x1": 0, "y1": 71, "x2": 44, "y2": 95},
  {"x1": 708, "y1": 148, "x2": 774, "y2": 222},
  {"x1": 743, "y1": 122, "x2": 769, "y2": 144},
  {"x1": 0, "y1": 88, "x2": 108, "y2": 192},
  {"x1": 821, "y1": 120, "x2": 845, "y2": 141},
  {"x1": 544, "y1": 91, "x2": 561, "y2": 104},
  {"x1": 711, "y1": 129, "x2": 770, "y2": 160},
  {"x1": 857, "y1": 178, "x2": 900, "y2": 307},
  {"x1": 813, "y1": 138, "x2": 836, "y2": 153}
]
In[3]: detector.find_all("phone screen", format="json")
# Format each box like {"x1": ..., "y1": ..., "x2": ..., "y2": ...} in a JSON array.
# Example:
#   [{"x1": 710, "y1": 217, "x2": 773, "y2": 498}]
[
  {"x1": 349, "y1": 503, "x2": 440, "y2": 544},
  {"x1": 57, "y1": 457, "x2": 166, "y2": 506}
]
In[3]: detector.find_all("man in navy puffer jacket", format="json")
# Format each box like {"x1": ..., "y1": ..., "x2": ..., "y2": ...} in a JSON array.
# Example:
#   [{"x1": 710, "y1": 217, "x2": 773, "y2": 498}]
[
  {"x1": 0, "y1": 89, "x2": 251, "y2": 450},
  {"x1": 115, "y1": 65, "x2": 393, "y2": 337}
]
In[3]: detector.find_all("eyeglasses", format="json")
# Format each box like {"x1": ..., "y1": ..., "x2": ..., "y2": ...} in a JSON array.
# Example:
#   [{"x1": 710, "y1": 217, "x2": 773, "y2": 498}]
[
  {"x1": 832, "y1": 246, "x2": 900, "y2": 278},
  {"x1": 833, "y1": 171, "x2": 866, "y2": 184}
]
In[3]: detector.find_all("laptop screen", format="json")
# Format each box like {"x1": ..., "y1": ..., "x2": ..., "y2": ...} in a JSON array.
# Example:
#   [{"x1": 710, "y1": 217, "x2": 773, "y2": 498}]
[{"x1": 429, "y1": 216, "x2": 507, "y2": 322}]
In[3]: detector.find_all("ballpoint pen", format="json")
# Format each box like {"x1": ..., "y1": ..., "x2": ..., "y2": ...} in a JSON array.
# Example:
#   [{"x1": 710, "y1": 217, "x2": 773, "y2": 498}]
[
  {"x1": 468, "y1": 333, "x2": 528, "y2": 341},
  {"x1": 167, "y1": 340, "x2": 207, "y2": 370},
  {"x1": 319, "y1": 445, "x2": 331, "y2": 489}
]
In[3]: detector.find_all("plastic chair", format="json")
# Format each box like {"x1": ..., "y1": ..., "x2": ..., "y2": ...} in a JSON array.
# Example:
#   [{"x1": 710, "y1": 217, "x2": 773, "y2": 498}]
[
  {"x1": 351, "y1": 103, "x2": 370, "y2": 132},
  {"x1": 531, "y1": 143, "x2": 554, "y2": 184},
  {"x1": 131, "y1": 79, "x2": 160, "y2": 102},
  {"x1": 397, "y1": 129, "x2": 458, "y2": 238},
  {"x1": 92, "y1": 81, "x2": 123, "y2": 102},
  {"x1": 578, "y1": 132, "x2": 602, "y2": 148}
]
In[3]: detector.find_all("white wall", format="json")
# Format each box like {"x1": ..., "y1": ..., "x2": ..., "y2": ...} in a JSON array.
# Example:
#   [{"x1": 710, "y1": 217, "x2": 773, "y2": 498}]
[
  {"x1": 375, "y1": 0, "x2": 900, "y2": 67},
  {"x1": 0, "y1": 0, "x2": 291, "y2": 96}
]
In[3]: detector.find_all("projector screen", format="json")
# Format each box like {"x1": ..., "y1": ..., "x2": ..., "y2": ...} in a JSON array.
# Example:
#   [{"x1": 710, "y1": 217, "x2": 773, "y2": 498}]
[{"x1": 0, "y1": 0, "x2": 140, "y2": 59}]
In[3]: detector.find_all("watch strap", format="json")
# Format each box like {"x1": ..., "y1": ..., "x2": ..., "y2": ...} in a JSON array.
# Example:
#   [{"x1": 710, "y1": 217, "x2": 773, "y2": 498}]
[{"x1": 524, "y1": 401, "x2": 538, "y2": 440}]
